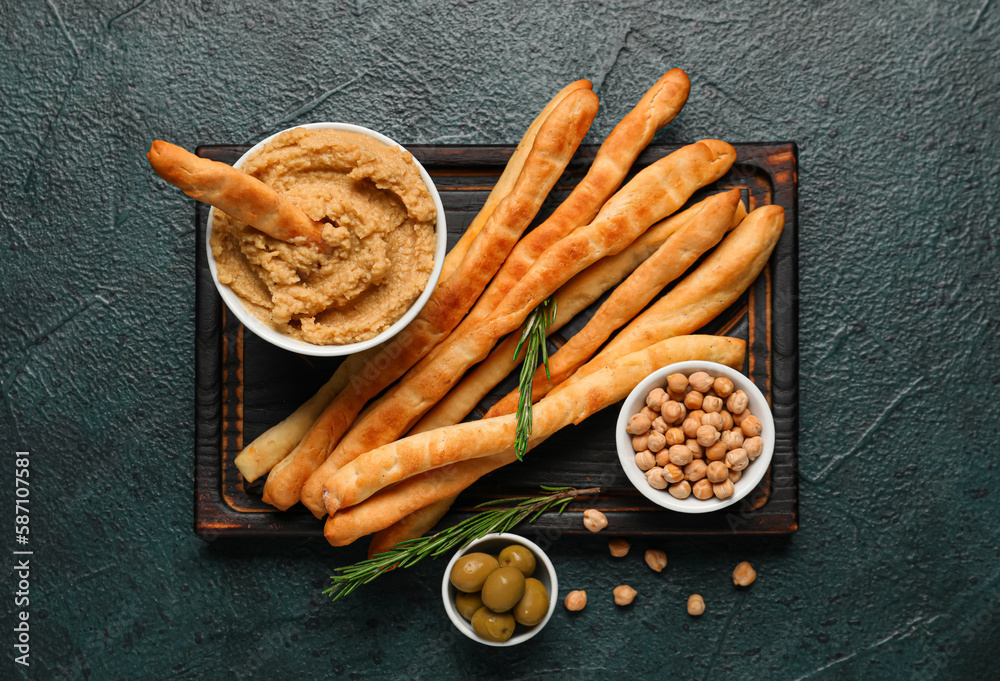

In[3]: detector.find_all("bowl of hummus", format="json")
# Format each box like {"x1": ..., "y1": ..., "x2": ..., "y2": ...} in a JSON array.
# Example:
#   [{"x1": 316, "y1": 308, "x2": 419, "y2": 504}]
[{"x1": 206, "y1": 122, "x2": 447, "y2": 356}]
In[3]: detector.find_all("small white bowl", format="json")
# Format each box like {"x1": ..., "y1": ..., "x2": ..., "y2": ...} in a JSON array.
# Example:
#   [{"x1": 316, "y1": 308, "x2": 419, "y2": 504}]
[
  {"x1": 441, "y1": 533, "x2": 558, "y2": 647},
  {"x1": 205, "y1": 122, "x2": 448, "y2": 357},
  {"x1": 616, "y1": 360, "x2": 775, "y2": 514}
]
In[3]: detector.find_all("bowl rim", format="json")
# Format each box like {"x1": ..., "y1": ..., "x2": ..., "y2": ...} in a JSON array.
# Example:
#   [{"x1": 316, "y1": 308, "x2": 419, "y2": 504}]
[
  {"x1": 615, "y1": 360, "x2": 775, "y2": 514},
  {"x1": 204, "y1": 121, "x2": 448, "y2": 357},
  {"x1": 440, "y1": 532, "x2": 558, "y2": 647}
]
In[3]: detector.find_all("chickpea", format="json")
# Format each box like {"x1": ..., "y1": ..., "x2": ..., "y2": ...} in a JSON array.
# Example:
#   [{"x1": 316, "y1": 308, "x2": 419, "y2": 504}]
[
  {"x1": 664, "y1": 463, "x2": 685, "y2": 484},
  {"x1": 608, "y1": 538, "x2": 630, "y2": 558},
  {"x1": 666, "y1": 373, "x2": 689, "y2": 393},
  {"x1": 634, "y1": 450, "x2": 656, "y2": 471},
  {"x1": 720, "y1": 410, "x2": 734, "y2": 431},
  {"x1": 666, "y1": 389, "x2": 687, "y2": 403},
  {"x1": 684, "y1": 390, "x2": 704, "y2": 410},
  {"x1": 645, "y1": 387, "x2": 667, "y2": 411},
  {"x1": 688, "y1": 409, "x2": 706, "y2": 424},
  {"x1": 728, "y1": 469, "x2": 742, "y2": 483},
  {"x1": 651, "y1": 416, "x2": 668, "y2": 434},
  {"x1": 732, "y1": 561, "x2": 757, "y2": 587},
  {"x1": 732, "y1": 409, "x2": 750, "y2": 427},
  {"x1": 684, "y1": 459, "x2": 708, "y2": 482},
  {"x1": 654, "y1": 450, "x2": 671, "y2": 468},
  {"x1": 644, "y1": 549, "x2": 667, "y2": 573},
  {"x1": 705, "y1": 441, "x2": 728, "y2": 461},
  {"x1": 740, "y1": 415, "x2": 762, "y2": 438},
  {"x1": 701, "y1": 412, "x2": 724, "y2": 430},
  {"x1": 707, "y1": 460, "x2": 729, "y2": 483},
  {"x1": 668, "y1": 481, "x2": 692, "y2": 499},
  {"x1": 660, "y1": 400, "x2": 685, "y2": 424},
  {"x1": 696, "y1": 425, "x2": 720, "y2": 447},
  {"x1": 685, "y1": 439, "x2": 704, "y2": 459},
  {"x1": 668, "y1": 444, "x2": 693, "y2": 466},
  {"x1": 713, "y1": 479, "x2": 735, "y2": 500},
  {"x1": 627, "y1": 413, "x2": 651, "y2": 435},
  {"x1": 665, "y1": 427, "x2": 685, "y2": 446},
  {"x1": 725, "y1": 448, "x2": 749, "y2": 471},
  {"x1": 713, "y1": 376, "x2": 735, "y2": 398},
  {"x1": 744, "y1": 436, "x2": 764, "y2": 460},
  {"x1": 646, "y1": 430, "x2": 667, "y2": 453},
  {"x1": 613, "y1": 585, "x2": 637, "y2": 606},
  {"x1": 645, "y1": 467, "x2": 668, "y2": 490},
  {"x1": 692, "y1": 478, "x2": 714, "y2": 500},
  {"x1": 702, "y1": 395, "x2": 724, "y2": 414},
  {"x1": 564, "y1": 590, "x2": 587, "y2": 612},
  {"x1": 583, "y1": 509, "x2": 608, "y2": 533},
  {"x1": 688, "y1": 371, "x2": 714, "y2": 393},
  {"x1": 687, "y1": 594, "x2": 705, "y2": 616},
  {"x1": 682, "y1": 417, "x2": 702, "y2": 439},
  {"x1": 721, "y1": 428, "x2": 744, "y2": 451},
  {"x1": 725, "y1": 390, "x2": 748, "y2": 414},
  {"x1": 631, "y1": 434, "x2": 649, "y2": 452},
  {"x1": 640, "y1": 406, "x2": 660, "y2": 423}
]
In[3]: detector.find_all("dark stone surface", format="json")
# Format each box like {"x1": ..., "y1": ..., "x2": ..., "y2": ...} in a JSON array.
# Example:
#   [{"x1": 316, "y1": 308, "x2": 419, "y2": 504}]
[{"x1": 1, "y1": 1, "x2": 998, "y2": 679}]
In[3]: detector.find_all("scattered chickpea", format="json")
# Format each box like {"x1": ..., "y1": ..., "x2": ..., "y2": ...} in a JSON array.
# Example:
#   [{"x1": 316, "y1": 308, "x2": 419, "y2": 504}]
[
  {"x1": 608, "y1": 538, "x2": 630, "y2": 558},
  {"x1": 706, "y1": 460, "x2": 729, "y2": 483},
  {"x1": 720, "y1": 410, "x2": 734, "y2": 431},
  {"x1": 740, "y1": 415, "x2": 762, "y2": 438},
  {"x1": 682, "y1": 417, "x2": 702, "y2": 439},
  {"x1": 683, "y1": 459, "x2": 708, "y2": 482},
  {"x1": 687, "y1": 594, "x2": 705, "y2": 616},
  {"x1": 665, "y1": 427, "x2": 686, "y2": 446},
  {"x1": 645, "y1": 388, "x2": 667, "y2": 411},
  {"x1": 685, "y1": 439, "x2": 704, "y2": 459},
  {"x1": 696, "y1": 425, "x2": 720, "y2": 447},
  {"x1": 644, "y1": 549, "x2": 668, "y2": 573},
  {"x1": 688, "y1": 371, "x2": 714, "y2": 393},
  {"x1": 728, "y1": 469, "x2": 742, "y2": 483},
  {"x1": 705, "y1": 441, "x2": 728, "y2": 461},
  {"x1": 692, "y1": 478, "x2": 714, "y2": 499},
  {"x1": 651, "y1": 416, "x2": 668, "y2": 434},
  {"x1": 664, "y1": 463, "x2": 685, "y2": 484},
  {"x1": 726, "y1": 390, "x2": 748, "y2": 414},
  {"x1": 725, "y1": 448, "x2": 749, "y2": 472},
  {"x1": 713, "y1": 376, "x2": 735, "y2": 398},
  {"x1": 668, "y1": 481, "x2": 692, "y2": 499},
  {"x1": 744, "y1": 436, "x2": 763, "y2": 460},
  {"x1": 732, "y1": 561, "x2": 757, "y2": 587},
  {"x1": 645, "y1": 467, "x2": 668, "y2": 490},
  {"x1": 701, "y1": 412, "x2": 724, "y2": 430},
  {"x1": 640, "y1": 406, "x2": 660, "y2": 423},
  {"x1": 634, "y1": 450, "x2": 656, "y2": 471},
  {"x1": 713, "y1": 479, "x2": 735, "y2": 500},
  {"x1": 660, "y1": 400, "x2": 685, "y2": 424},
  {"x1": 627, "y1": 413, "x2": 651, "y2": 435},
  {"x1": 683, "y1": 390, "x2": 704, "y2": 410},
  {"x1": 702, "y1": 395, "x2": 724, "y2": 414},
  {"x1": 565, "y1": 590, "x2": 587, "y2": 612},
  {"x1": 720, "y1": 429, "x2": 744, "y2": 451},
  {"x1": 667, "y1": 444, "x2": 693, "y2": 466},
  {"x1": 646, "y1": 430, "x2": 667, "y2": 453},
  {"x1": 666, "y1": 373, "x2": 689, "y2": 393},
  {"x1": 583, "y1": 509, "x2": 608, "y2": 533},
  {"x1": 613, "y1": 585, "x2": 637, "y2": 606}
]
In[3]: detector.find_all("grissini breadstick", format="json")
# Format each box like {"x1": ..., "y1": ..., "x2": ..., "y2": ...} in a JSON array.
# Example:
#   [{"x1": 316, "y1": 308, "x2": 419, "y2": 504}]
[
  {"x1": 440, "y1": 79, "x2": 593, "y2": 281},
  {"x1": 366, "y1": 496, "x2": 456, "y2": 558},
  {"x1": 279, "y1": 88, "x2": 600, "y2": 513},
  {"x1": 147, "y1": 140, "x2": 331, "y2": 250},
  {"x1": 487, "y1": 188, "x2": 740, "y2": 416},
  {"x1": 309, "y1": 141, "x2": 736, "y2": 516},
  {"x1": 322, "y1": 334, "x2": 746, "y2": 536},
  {"x1": 411, "y1": 194, "x2": 747, "y2": 434}
]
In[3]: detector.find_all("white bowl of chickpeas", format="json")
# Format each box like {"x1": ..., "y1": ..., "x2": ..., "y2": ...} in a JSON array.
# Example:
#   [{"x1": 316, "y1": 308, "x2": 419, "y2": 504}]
[{"x1": 616, "y1": 361, "x2": 774, "y2": 514}]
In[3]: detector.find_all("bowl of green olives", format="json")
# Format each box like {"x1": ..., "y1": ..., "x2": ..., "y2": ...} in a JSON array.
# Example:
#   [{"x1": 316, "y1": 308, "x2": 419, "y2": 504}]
[{"x1": 442, "y1": 533, "x2": 557, "y2": 647}]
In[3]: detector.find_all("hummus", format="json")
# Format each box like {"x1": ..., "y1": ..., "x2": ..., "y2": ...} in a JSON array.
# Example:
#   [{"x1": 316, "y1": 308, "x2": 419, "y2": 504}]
[{"x1": 210, "y1": 127, "x2": 437, "y2": 345}]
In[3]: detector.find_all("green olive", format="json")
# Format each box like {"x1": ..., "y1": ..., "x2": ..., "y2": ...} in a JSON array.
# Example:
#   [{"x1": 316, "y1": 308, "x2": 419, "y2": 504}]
[
  {"x1": 498, "y1": 544, "x2": 537, "y2": 577},
  {"x1": 450, "y1": 552, "x2": 500, "y2": 593},
  {"x1": 481, "y1": 567, "x2": 526, "y2": 613},
  {"x1": 513, "y1": 577, "x2": 550, "y2": 626},
  {"x1": 471, "y1": 606, "x2": 515, "y2": 643},
  {"x1": 455, "y1": 591, "x2": 484, "y2": 621}
]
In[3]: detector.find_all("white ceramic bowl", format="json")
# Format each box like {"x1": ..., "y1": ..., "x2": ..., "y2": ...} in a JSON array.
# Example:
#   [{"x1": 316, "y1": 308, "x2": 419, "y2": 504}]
[
  {"x1": 616, "y1": 360, "x2": 775, "y2": 514},
  {"x1": 441, "y1": 533, "x2": 558, "y2": 647},
  {"x1": 205, "y1": 122, "x2": 448, "y2": 357}
]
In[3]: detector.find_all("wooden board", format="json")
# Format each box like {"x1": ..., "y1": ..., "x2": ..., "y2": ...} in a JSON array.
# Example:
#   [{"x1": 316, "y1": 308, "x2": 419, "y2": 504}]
[{"x1": 194, "y1": 142, "x2": 799, "y2": 538}]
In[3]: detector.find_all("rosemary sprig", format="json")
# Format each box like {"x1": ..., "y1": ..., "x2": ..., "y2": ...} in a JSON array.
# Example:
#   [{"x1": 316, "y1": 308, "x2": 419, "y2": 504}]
[
  {"x1": 513, "y1": 298, "x2": 558, "y2": 461},
  {"x1": 324, "y1": 485, "x2": 599, "y2": 602}
]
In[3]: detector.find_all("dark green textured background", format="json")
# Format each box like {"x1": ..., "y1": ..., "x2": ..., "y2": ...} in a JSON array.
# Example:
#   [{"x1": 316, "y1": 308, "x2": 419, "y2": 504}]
[{"x1": 2, "y1": 1, "x2": 999, "y2": 679}]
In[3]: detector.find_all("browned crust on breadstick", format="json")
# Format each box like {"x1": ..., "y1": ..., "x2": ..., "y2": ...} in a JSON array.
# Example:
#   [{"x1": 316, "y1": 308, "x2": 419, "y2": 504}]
[
  {"x1": 366, "y1": 496, "x2": 456, "y2": 557},
  {"x1": 323, "y1": 335, "x2": 746, "y2": 540},
  {"x1": 292, "y1": 89, "x2": 601, "y2": 515},
  {"x1": 147, "y1": 140, "x2": 329, "y2": 249}
]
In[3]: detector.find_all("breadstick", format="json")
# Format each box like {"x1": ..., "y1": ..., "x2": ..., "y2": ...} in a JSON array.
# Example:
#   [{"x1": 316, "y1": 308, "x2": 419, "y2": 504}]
[
  {"x1": 147, "y1": 140, "x2": 330, "y2": 249},
  {"x1": 322, "y1": 334, "x2": 746, "y2": 529},
  {"x1": 440, "y1": 79, "x2": 593, "y2": 281},
  {"x1": 286, "y1": 88, "x2": 600, "y2": 514},
  {"x1": 309, "y1": 141, "x2": 736, "y2": 516},
  {"x1": 366, "y1": 496, "x2": 456, "y2": 558}
]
